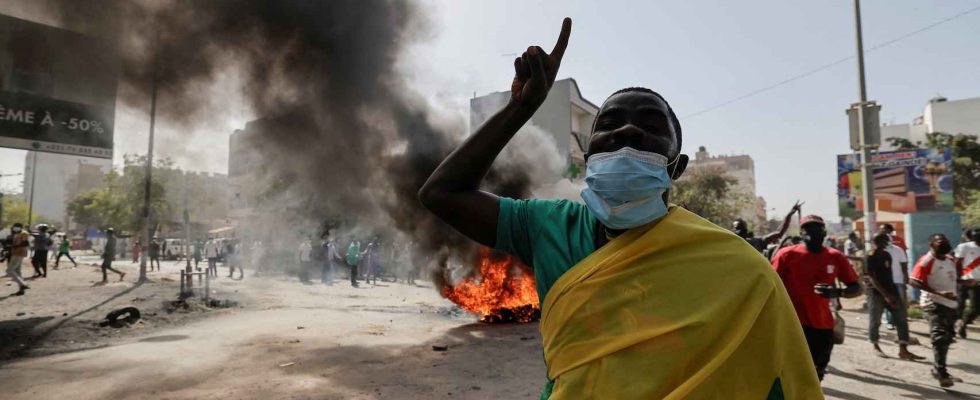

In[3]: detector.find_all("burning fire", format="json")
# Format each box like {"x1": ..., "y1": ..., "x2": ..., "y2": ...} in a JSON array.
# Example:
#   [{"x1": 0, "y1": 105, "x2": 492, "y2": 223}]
[{"x1": 442, "y1": 248, "x2": 540, "y2": 323}]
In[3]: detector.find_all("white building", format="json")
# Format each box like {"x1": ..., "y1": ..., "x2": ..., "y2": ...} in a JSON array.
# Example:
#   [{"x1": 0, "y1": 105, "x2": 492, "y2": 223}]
[
  {"x1": 881, "y1": 95, "x2": 980, "y2": 150},
  {"x1": 23, "y1": 151, "x2": 110, "y2": 228},
  {"x1": 470, "y1": 78, "x2": 598, "y2": 180}
]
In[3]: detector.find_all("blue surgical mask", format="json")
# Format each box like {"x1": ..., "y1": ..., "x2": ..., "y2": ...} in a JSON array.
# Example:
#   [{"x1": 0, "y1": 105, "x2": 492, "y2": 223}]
[{"x1": 580, "y1": 147, "x2": 677, "y2": 230}]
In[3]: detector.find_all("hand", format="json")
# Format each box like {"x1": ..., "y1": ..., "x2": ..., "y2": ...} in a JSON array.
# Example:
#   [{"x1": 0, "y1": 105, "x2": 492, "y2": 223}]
[
  {"x1": 940, "y1": 291, "x2": 958, "y2": 301},
  {"x1": 814, "y1": 284, "x2": 842, "y2": 298},
  {"x1": 510, "y1": 18, "x2": 572, "y2": 107},
  {"x1": 788, "y1": 200, "x2": 804, "y2": 217},
  {"x1": 885, "y1": 296, "x2": 899, "y2": 309}
]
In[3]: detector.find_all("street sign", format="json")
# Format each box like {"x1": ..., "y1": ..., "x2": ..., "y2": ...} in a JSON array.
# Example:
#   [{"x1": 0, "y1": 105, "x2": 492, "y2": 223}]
[
  {"x1": 846, "y1": 102, "x2": 881, "y2": 151},
  {"x1": 0, "y1": 13, "x2": 118, "y2": 159}
]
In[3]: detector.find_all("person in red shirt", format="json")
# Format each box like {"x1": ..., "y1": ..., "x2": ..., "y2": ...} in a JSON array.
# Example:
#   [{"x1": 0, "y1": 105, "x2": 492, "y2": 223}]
[
  {"x1": 911, "y1": 233, "x2": 967, "y2": 388},
  {"x1": 772, "y1": 215, "x2": 861, "y2": 381}
]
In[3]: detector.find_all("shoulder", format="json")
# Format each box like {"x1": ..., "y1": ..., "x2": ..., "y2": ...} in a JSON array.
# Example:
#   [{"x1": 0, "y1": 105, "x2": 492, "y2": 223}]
[
  {"x1": 774, "y1": 243, "x2": 804, "y2": 258},
  {"x1": 915, "y1": 252, "x2": 936, "y2": 266},
  {"x1": 503, "y1": 197, "x2": 587, "y2": 217}
]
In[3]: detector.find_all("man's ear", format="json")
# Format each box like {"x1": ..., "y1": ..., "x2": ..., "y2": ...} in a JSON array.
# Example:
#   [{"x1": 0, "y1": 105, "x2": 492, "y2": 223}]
[{"x1": 670, "y1": 154, "x2": 689, "y2": 180}]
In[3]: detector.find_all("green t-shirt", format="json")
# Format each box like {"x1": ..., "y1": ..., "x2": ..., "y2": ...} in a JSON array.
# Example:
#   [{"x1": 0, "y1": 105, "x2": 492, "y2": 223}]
[
  {"x1": 59, "y1": 239, "x2": 70, "y2": 253},
  {"x1": 494, "y1": 197, "x2": 597, "y2": 304}
]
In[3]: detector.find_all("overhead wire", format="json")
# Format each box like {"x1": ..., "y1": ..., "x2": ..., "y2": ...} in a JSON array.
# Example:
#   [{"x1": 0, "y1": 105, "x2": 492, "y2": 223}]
[{"x1": 679, "y1": 5, "x2": 980, "y2": 120}]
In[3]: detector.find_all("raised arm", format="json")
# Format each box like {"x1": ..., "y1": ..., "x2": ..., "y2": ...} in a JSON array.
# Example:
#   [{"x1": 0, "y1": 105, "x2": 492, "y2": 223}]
[
  {"x1": 418, "y1": 18, "x2": 571, "y2": 247},
  {"x1": 764, "y1": 200, "x2": 803, "y2": 245}
]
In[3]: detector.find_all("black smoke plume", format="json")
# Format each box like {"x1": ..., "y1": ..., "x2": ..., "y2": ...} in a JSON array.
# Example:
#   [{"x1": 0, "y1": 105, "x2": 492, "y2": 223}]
[{"x1": 36, "y1": 0, "x2": 543, "y2": 277}]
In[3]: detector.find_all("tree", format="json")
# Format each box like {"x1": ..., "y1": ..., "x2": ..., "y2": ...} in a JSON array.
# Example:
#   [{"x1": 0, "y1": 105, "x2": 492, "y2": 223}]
[
  {"x1": 886, "y1": 132, "x2": 980, "y2": 209},
  {"x1": 66, "y1": 155, "x2": 175, "y2": 236},
  {"x1": 672, "y1": 167, "x2": 753, "y2": 228},
  {"x1": 962, "y1": 190, "x2": 980, "y2": 229},
  {"x1": 1, "y1": 193, "x2": 56, "y2": 230}
]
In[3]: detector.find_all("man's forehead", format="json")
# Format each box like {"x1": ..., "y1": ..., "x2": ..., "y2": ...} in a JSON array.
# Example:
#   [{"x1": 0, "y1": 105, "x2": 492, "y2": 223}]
[{"x1": 599, "y1": 91, "x2": 669, "y2": 114}]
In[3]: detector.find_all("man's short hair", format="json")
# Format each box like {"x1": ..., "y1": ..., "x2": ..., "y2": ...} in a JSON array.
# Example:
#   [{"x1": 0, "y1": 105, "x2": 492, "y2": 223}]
[
  {"x1": 929, "y1": 233, "x2": 946, "y2": 242},
  {"x1": 880, "y1": 223, "x2": 895, "y2": 233},
  {"x1": 600, "y1": 87, "x2": 682, "y2": 154}
]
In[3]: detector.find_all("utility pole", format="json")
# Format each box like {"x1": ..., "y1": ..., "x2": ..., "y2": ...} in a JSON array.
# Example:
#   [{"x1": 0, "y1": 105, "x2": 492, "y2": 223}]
[
  {"x1": 140, "y1": 50, "x2": 159, "y2": 284},
  {"x1": 183, "y1": 173, "x2": 192, "y2": 290},
  {"x1": 850, "y1": 0, "x2": 881, "y2": 251},
  {"x1": 26, "y1": 153, "x2": 38, "y2": 228}
]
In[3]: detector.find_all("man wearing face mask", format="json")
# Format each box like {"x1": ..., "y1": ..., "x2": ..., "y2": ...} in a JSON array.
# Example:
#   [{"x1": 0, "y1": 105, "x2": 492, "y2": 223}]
[
  {"x1": 911, "y1": 233, "x2": 965, "y2": 387},
  {"x1": 419, "y1": 18, "x2": 820, "y2": 400},
  {"x1": 771, "y1": 215, "x2": 861, "y2": 381}
]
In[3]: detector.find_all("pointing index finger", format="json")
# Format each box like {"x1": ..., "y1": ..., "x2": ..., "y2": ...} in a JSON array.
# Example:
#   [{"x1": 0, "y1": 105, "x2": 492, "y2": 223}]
[{"x1": 550, "y1": 17, "x2": 572, "y2": 61}]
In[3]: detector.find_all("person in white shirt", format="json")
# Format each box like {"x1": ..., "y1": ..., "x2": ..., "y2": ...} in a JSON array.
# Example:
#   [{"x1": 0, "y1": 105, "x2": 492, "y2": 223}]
[
  {"x1": 954, "y1": 228, "x2": 980, "y2": 338},
  {"x1": 297, "y1": 238, "x2": 313, "y2": 283},
  {"x1": 911, "y1": 234, "x2": 968, "y2": 388},
  {"x1": 203, "y1": 238, "x2": 220, "y2": 277},
  {"x1": 883, "y1": 238, "x2": 910, "y2": 330},
  {"x1": 843, "y1": 232, "x2": 861, "y2": 257}
]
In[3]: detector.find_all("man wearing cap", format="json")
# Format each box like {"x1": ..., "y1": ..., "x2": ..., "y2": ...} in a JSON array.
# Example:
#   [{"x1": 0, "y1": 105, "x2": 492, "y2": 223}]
[{"x1": 772, "y1": 214, "x2": 861, "y2": 381}]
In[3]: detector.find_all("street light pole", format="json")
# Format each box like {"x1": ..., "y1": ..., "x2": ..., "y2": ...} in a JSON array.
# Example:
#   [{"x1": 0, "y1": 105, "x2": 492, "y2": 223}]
[
  {"x1": 139, "y1": 57, "x2": 159, "y2": 284},
  {"x1": 853, "y1": 0, "x2": 877, "y2": 250}
]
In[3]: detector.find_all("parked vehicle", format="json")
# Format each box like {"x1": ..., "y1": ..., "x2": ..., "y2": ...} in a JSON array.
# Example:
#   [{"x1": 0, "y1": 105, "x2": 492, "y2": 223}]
[{"x1": 162, "y1": 238, "x2": 195, "y2": 260}]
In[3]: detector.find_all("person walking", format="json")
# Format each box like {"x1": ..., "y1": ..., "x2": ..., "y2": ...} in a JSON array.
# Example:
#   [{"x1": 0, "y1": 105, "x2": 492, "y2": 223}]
[
  {"x1": 346, "y1": 238, "x2": 361, "y2": 288},
  {"x1": 5, "y1": 223, "x2": 31, "y2": 295},
  {"x1": 226, "y1": 240, "x2": 243, "y2": 279},
  {"x1": 148, "y1": 237, "x2": 162, "y2": 271},
  {"x1": 297, "y1": 238, "x2": 313, "y2": 283},
  {"x1": 192, "y1": 240, "x2": 203, "y2": 271},
  {"x1": 132, "y1": 239, "x2": 142, "y2": 263},
  {"x1": 320, "y1": 236, "x2": 338, "y2": 285},
  {"x1": 30, "y1": 224, "x2": 52, "y2": 278},
  {"x1": 203, "y1": 237, "x2": 219, "y2": 277},
  {"x1": 771, "y1": 215, "x2": 861, "y2": 381},
  {"x1": 883, "y1": 233, "x2": 910, "y2": 331},
  {"x1": 54, "y1": 235, "x2": 78, "y2": 269},
  {"x1": 911, "y1": 233, "x2": 964, "y2": 387},
  {"x1": 100, "y1": 228, "x2": 125, "y2": 284},
  {"x1": 250, "y1": 240, "x2": 265, "y2": 277},
  {"x1": 865, "y1": 233, "x2": 923, "y2": 360},
  {"x1": 954, "y1": 228, "x2": 980, "y2": 338}
]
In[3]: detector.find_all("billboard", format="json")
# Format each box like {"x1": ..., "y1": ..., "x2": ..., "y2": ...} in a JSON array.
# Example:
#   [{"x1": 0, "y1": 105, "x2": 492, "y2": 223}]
[
  {"x1": 837, "y1": 148, "x2": 954, "y2": 219},
  {"x1": 0, "y1": 13, "x2": 117, "y2": 158}
]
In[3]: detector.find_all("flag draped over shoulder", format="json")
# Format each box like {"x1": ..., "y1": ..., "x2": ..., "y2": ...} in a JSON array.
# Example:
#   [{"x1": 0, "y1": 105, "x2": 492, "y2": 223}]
[{"x1": 540, "y1": 207, "x2": 823, "y2": 399}]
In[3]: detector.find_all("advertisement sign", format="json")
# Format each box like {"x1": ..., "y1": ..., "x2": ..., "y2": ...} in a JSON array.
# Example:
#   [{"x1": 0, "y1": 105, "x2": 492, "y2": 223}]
[
  {"x1": 0, "y1": 13, "x2": 118, "y2": 158},
  {"x1": 837, "y1": 148, "x2": 954, "y2": 219}
]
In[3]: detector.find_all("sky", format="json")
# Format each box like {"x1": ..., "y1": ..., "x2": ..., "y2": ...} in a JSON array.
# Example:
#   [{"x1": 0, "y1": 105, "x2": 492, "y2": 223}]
[{"x1": 3, "y1": 0, "x2": 980, "y2": 222}]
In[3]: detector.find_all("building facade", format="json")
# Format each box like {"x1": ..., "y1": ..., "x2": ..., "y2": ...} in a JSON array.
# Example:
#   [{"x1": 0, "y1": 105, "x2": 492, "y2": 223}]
[
  {"x1": 23, "y1": 151, "x2": 111, "y2": 228},
  {"x1": 880, "y1": 95, "x2": 980, "y2": 150},
  {"x1": 470, "y1": 78, "x2": 598, "y2": 181}
]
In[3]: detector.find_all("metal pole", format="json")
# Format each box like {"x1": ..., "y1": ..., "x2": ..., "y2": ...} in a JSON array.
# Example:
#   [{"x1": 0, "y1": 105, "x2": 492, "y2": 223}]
[
  {"x1": 854, "y1": 0, "x2": 876, "y2": 251},
  {"x1": 27, "y1": 153, "x2": 38, "y2": 227},
  {"x1": 140, "y1": 34, "x2": 159, "y2": 284},
  {"x1": 184, "y1": 174, "x2": 192, "y2": 287}
]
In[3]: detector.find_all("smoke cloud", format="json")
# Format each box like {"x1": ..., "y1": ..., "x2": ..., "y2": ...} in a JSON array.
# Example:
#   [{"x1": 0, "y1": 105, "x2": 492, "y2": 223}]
[{"x1": 21, "y1": 0, "x2": 569, "y2": 281}]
